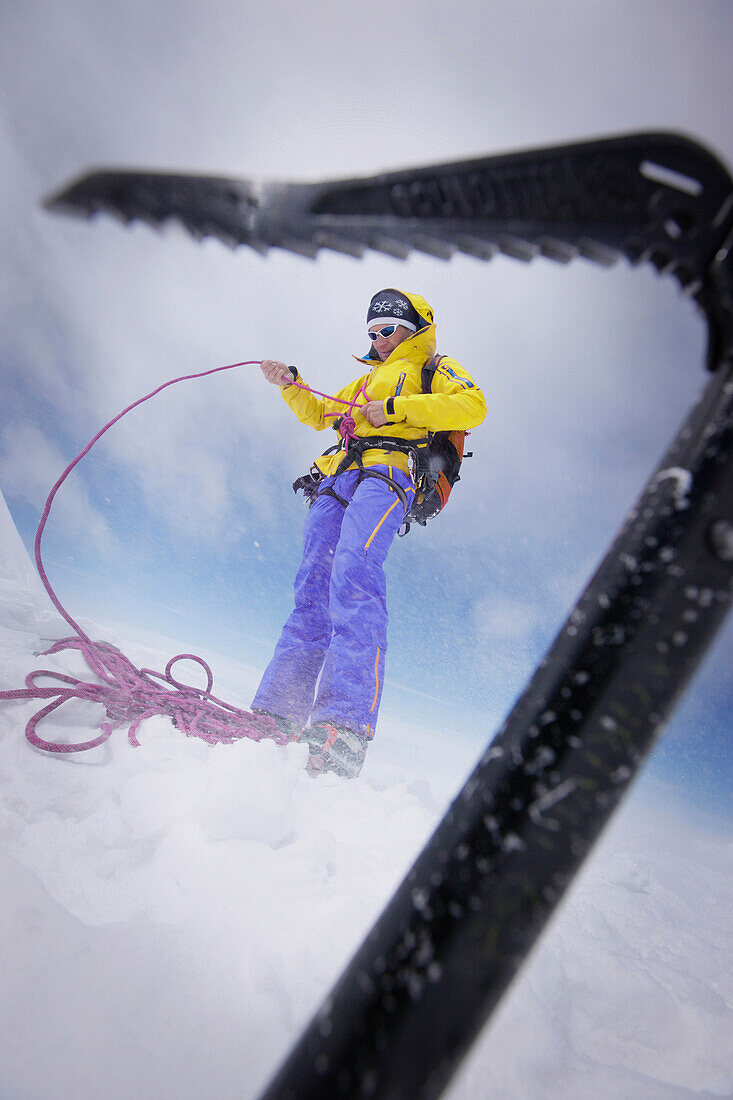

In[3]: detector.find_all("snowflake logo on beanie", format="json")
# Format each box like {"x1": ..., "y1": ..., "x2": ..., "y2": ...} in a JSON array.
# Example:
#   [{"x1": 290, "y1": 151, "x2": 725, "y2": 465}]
[{"x1": 372, "y1": 297, "x2": 410, "y2": 315}]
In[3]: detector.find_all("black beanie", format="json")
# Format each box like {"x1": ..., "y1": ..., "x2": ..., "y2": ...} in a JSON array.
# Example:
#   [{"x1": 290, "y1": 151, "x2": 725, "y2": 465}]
[{"x1": 366, "y1": 289, "x2": 421, "y2": 332}]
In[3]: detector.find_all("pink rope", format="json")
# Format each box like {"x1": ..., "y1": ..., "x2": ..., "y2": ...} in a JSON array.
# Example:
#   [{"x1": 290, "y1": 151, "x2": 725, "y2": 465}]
[
  {"x1": 1, "y1": 358, "x2": 369, "y2": 755},
  {"x1": 288, "y1": 375, "x2": 371, "y2": 450}
]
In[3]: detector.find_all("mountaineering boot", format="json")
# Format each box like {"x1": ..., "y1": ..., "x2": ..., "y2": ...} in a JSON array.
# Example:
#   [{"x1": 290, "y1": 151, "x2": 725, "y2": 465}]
[
  {"x1": 250, "y1": 708, "x2": 301, "y2": 742},
  {"x1": 328, "y1": 726, "x2": 369, "y2": 778},
  {"x1": 298, "y1": 722, "x2": 340, "y2": 777},
  {"x1": 299, "y1": 722, "x2": 368, "y2": 778}
]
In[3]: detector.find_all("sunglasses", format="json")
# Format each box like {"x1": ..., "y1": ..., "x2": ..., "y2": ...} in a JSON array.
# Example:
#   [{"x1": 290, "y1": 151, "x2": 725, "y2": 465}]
[{"x1": 367, "y1": 325, "x2": 399, "y2": 341}]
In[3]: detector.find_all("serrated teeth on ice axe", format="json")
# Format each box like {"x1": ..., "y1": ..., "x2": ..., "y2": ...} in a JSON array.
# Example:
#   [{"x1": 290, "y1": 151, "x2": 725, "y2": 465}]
[
  {"x1": 44, "y1": 170, "x2": 267, "y2": 252},
  {"x1": 43, "y1": 131, "x2": 733, "y2": 367}
]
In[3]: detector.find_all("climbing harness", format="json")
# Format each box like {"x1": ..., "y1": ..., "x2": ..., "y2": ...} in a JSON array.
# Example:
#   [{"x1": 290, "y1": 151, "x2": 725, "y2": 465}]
[
  {"x1": 292, "y1": 354, "x2": 472, "y2": 532},
  {"x1": 289, "y1": 371, "x2": 417, "y2": 513}
]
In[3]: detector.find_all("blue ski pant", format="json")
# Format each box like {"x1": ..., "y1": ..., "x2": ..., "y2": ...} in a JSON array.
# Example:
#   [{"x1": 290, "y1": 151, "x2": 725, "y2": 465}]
[{"x1": 252, "y1": 466, "x2": 414, "y2": 738}]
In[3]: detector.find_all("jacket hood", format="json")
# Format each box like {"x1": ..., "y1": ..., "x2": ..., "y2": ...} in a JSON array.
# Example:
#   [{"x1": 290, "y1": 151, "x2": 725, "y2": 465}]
[{"x1": 401, "y1": 290, "x2": 434, "y2": 328}]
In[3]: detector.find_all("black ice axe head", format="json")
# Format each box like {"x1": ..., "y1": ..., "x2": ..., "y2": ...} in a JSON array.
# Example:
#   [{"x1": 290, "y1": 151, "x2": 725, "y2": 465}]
[{"x1": 44, "y1": 131, "x2": 733, "y2": 368}]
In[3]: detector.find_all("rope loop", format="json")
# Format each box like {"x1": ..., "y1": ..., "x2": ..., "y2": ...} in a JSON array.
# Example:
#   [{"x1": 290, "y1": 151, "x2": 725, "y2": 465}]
[{"x1": 163, "y1": 654, "x2": 214, "y2": 695}]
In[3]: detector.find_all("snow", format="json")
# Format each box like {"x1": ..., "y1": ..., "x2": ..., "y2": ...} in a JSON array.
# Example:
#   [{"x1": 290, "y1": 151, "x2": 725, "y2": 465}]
[{"x1": 1, "y1": 485, "x2": 732, "y2": 1100}]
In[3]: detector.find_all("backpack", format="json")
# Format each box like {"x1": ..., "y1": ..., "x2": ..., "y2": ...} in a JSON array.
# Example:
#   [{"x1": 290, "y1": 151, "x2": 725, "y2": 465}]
[{"x1": 400, "y1": 354, "x2": 471, "y2": 534}]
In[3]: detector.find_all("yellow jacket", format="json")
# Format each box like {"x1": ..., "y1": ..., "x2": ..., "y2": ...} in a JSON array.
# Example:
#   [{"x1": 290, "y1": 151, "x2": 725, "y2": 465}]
[{"x1": 281, "y1": 290, "x2": 487, "y2": 477}]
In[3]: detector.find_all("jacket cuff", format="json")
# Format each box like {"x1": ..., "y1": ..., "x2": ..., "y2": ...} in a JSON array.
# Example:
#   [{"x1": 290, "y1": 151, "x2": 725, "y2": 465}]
[{"x1": 390, "y1": 396, "x2": 408, "y2": 422}]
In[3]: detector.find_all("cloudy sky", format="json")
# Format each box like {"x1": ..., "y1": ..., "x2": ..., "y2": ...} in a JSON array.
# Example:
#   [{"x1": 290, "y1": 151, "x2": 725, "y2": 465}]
[{"x1": 1, "y1": 0, "x2": 731, "y2": 820}]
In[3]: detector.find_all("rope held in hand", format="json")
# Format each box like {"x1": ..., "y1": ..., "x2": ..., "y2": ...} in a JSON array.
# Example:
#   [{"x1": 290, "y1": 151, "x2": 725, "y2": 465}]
[
  {"x1": 286, "y1": 372, "x2": 371, "y2": 449},
  {"x1": 0, "y1": 358, "x2": 368, "y2": 754}
]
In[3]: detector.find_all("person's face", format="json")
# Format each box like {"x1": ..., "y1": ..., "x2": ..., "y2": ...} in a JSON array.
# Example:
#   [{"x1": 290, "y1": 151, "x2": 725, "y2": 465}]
[{"x1": 368, "y1": 323, "x2": 413, "y2": 361}]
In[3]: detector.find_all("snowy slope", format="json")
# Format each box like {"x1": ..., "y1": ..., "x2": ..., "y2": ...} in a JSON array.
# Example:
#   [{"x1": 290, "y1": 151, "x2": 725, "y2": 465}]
[{"x1": 1, "y1": 487, "x2": 731, "y2": 1100}]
